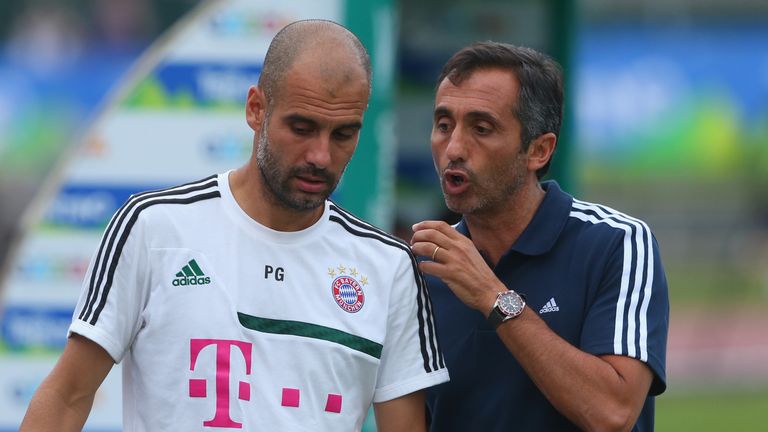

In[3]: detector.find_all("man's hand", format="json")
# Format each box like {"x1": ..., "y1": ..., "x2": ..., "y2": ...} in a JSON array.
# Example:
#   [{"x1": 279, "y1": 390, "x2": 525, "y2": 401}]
[{"x1": 411, "y1": 220, "x2": 502, "y2": 315}]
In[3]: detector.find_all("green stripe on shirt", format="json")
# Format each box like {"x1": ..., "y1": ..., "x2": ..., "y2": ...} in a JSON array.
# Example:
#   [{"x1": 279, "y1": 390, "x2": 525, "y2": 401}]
[{"x1": 237, "y1": 312, "x2": 383, "y2": 359}]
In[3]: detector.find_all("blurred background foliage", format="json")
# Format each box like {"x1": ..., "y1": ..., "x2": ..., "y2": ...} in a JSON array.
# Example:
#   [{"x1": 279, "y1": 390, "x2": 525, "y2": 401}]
[{"x1": 1, "y1": 0, "x2": 767, "y2": 429}]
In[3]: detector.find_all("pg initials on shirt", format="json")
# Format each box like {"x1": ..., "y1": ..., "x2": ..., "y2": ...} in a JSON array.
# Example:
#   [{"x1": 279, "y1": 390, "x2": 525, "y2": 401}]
[{"x1": 264, "y1": 265, "x2": 284, "y2": 281}]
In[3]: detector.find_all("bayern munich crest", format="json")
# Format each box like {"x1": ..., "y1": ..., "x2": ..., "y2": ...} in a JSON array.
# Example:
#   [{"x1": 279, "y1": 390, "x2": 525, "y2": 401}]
[
  {"x1": 332, "y1": 276, "x2": 365, "y2": 313},
  {"x1": 329, "y1": 265, "x2": 366, "y2": 313}
]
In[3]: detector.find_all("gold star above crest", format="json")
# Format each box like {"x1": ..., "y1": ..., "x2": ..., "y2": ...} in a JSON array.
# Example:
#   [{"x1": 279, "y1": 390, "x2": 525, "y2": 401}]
[
  {"x1": 350, "y1": 267, "x2": 359, "y2": 277},
  {"x1": 361, "y1": 276, "x2": 368, "y2": 286},
  {"x1": 338, "y1": 264, "x2": 347, "y2": 274},
  {"x1": 327, "y1": 267, "x2": 336, "y2": 278}
]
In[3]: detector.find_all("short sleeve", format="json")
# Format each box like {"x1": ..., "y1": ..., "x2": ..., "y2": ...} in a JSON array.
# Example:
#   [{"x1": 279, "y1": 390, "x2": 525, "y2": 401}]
[
  {"x1": 68, "y1": 203, "x2": 151, "y2": 363},
  {"x1": 373, "y1": 251, "x2": 449, "y2": 403},
  {"x1": 580, "y1": 226, "x2": 669, "y2": 396}
]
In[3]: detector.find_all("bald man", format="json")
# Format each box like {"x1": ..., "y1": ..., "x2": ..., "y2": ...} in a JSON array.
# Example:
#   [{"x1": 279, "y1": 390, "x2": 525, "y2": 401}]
[{"x1": 21, "y1": 20, "x2": 448, "y2": 432}]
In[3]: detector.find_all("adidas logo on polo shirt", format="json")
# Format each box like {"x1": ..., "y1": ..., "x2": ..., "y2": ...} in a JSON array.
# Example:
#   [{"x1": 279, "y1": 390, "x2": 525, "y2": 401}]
[
  {"x1": 539, "y1": 297, "x2": 560, "y2": 314},
  {"x1": 172, "y1": 259, "x2": 211, "y2": 286}
]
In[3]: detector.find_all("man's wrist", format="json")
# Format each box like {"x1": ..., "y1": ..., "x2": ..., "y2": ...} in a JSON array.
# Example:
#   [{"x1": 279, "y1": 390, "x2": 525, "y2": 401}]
[
  {"x1": 483, "y1": 291, "x2": 502, "y2": 318},
  {"x1": 480, "y1": 281, "x2": 511, "y2": 317},
  {"x1": 486, "y1": 290, "x2": 526, "y2": 328}
]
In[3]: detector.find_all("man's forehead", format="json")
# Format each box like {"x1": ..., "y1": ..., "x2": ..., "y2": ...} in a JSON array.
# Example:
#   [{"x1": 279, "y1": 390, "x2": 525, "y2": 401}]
[
  {"x1": 439, "y1": 68, "x2": 517, "y2": 94},
  {"x1": 271, "y1": 90, "x2": 368, "y2": 127},
  {"x1": 435, "y1": 69, "x2": 517, "y2": 112},
  {"x1": 283, "y1": 59, "x2": 367, "y2": 94}
]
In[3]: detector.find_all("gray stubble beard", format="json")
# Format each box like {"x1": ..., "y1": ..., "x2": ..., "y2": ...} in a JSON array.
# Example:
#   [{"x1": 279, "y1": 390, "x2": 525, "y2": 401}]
[{"x1": 255, "y1": 122, "x2": 337, "y2": 211}]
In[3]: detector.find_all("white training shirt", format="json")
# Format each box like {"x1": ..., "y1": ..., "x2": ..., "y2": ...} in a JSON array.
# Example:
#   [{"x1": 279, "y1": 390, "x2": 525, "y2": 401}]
[{"x1": 69, "y1": 172, "x2": 448, "y2": 431}]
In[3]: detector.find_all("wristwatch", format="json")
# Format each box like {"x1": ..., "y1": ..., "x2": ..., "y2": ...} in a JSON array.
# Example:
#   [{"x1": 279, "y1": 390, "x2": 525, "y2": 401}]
[{"x1": 487, "y1": 290, "x2": 525, "y2": 328}]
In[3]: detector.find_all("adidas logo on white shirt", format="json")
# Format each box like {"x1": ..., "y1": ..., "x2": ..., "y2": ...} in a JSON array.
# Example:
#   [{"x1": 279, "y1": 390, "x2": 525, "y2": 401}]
[
  {"x1": 172, "y1": 259, "x2": 211, "y2": 286},
  {"x1": 539, "y1": 297, "x2": 560, "y2": 314}
]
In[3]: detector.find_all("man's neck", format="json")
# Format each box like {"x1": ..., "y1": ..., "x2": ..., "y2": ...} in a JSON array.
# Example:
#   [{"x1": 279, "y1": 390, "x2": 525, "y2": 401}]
[{"x1": 464, "y1": 182, "x2": 546, "y2": 267}]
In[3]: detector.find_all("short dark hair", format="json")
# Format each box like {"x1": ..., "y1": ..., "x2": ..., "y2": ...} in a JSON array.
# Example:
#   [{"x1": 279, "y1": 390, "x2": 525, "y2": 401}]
[
  {"x1": 437, "y1": 42, "x2": 563, "y2": 179},
  {"x1": 258, "y1": 19, "x2": 372, "y2": 107}
]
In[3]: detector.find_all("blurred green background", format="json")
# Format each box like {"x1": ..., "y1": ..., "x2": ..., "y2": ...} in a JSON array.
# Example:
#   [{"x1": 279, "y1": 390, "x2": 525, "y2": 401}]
[{"x1": 1, "y1": 0, "x2": 767, "y2": 430}]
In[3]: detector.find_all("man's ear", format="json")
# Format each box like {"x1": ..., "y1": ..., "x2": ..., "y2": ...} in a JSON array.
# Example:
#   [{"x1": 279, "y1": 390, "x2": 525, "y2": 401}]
[
  {"x1": 527, "y1": 132, "x2": 557, "y2": 173},
  {"x1": 245, "y1": 85, "x2": 267, "y2": 131}
]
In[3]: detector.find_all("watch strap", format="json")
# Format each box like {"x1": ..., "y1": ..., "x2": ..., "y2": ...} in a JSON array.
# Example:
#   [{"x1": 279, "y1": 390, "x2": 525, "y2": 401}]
[{"x1": 487, "y1": 306, "x2": 508, "y2": 328}]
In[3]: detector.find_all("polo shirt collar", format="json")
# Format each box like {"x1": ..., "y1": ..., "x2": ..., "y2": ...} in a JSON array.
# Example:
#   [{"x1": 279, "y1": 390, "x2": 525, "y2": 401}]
[{"x1": 455, "y1": 180, "x2": 573, "y2": 256}]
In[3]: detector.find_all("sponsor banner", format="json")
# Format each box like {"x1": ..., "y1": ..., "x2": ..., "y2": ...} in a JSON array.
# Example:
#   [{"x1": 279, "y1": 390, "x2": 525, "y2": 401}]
[
  {"x1": 43, "y1": 183, "x2": 156, "y2": 229},
  {"x1": 0, "y1": 356, "x2": 122, "y2": 430},
  {"x1": 168, "y1": 0, "x2": 342, "y2": 62},
  {"x1": 68, "y1": 112, "x2": 250, "y2": 184},
  {"x1": 122, "y1": 61, "x2": 261, "y2": 110},
  {"x1": 1, "y1": 304, "x2": 73, "y2": 351},
  {"x1": 203, "y1": 130, "x2": 253, "y2": 164},
  {"x1": 3, "y1": 231, "x2": 100, "y2": 303},
  {"x1": 11, "y1": 252, "x2": 88, "y2": 292}
]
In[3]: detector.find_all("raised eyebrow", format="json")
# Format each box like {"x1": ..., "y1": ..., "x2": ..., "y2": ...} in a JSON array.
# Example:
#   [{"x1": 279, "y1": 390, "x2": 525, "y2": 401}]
[
  {"x1": 433, "y1": 106, "x2": 452, "y2": 121},
  {"x1": 466, "y1": 110, "x2": 500, "y2": 125}
]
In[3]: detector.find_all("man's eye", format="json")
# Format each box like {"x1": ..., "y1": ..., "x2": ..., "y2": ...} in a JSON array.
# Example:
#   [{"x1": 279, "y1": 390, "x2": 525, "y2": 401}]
[
  {"x1": 333, "y1": 129, "x2": 357, "y2": 140},
  {"x1": 435, "y1": 121, "x2": 450, "y2": 132},
  {"x1": 292, "y1": 124, "x2": 313, "y2": 135},
  {"x1": 475, "y1": 124, "x2": 492, "y2": 134}
]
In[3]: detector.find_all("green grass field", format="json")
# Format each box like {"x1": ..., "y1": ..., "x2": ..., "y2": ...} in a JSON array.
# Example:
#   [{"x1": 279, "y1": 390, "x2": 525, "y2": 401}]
[
  {"x1": 359, "y1": 389, "x2": 768, "y2": 432},
  {"x1": 656, "y1": 389, "x2": 768, "y2": 430}
]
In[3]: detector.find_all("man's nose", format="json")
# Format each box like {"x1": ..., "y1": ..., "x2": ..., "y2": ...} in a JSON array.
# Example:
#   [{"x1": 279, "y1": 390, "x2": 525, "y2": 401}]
[
  {"x1": 305, "y1": 135, "x2": 332, "y2": 168},
  {"x1": 445, "y1": 127, "x2": 468, "y2": 162}
]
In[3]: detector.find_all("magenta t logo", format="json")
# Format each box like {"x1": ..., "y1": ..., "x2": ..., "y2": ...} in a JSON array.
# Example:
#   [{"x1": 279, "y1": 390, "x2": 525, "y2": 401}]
[{"x1": 189, "y1": 339, "x2": 252, "y2": 428}]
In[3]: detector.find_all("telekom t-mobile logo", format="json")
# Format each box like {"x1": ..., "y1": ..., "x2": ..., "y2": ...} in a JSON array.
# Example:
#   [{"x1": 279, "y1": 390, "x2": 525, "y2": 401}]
[
  {"x1": 188, "y1": 338, "x2": 344, "y2": 429},
  {"x1": 189, "y1": 339, "x2": 252, "y2": 428}
]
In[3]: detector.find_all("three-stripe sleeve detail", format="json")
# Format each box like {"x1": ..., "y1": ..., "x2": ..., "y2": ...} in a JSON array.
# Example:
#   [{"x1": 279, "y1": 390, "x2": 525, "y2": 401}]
[
  {"x1": 78, "y1": 175, "x2": 221, "y2": 325},
  {"x1": 328, "y1": 204, "x2": 445, "y2": 373},
  {"x1": 569, "y1": 199, "x2": 654, "y2": 362}
]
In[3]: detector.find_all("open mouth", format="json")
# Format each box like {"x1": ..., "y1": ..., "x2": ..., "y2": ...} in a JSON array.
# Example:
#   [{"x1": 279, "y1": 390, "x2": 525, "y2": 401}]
[
  {"x1": 443, "y1": 170, "x2": 469, "y2": 194},
  {"x1": 445, "y1": 169, "x2": 468, "y2": 185},
  {"x1": 448, "y1": 173, "x2": 466, "y2": 186}
]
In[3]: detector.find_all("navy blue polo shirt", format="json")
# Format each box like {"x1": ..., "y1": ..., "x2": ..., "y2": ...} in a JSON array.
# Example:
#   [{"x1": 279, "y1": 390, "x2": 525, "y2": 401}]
[{"x1": 425, "y1": 181, "x2": 669, "y2": 432}]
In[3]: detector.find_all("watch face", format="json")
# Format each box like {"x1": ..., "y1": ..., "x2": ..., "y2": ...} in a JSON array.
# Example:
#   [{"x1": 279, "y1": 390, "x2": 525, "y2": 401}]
[{"x1": 498, "y1": 291, "x2": 525, "y2": 317}]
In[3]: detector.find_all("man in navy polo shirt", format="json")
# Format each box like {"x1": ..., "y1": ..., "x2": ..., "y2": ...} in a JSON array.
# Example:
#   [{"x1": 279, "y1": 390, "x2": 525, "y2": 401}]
[{"x1": 411, "y1": 42, "x2": 669, "y2": 431}]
